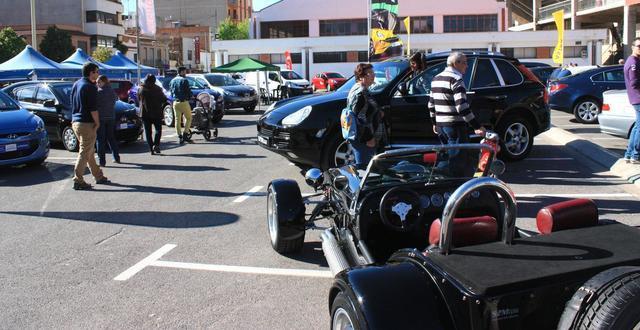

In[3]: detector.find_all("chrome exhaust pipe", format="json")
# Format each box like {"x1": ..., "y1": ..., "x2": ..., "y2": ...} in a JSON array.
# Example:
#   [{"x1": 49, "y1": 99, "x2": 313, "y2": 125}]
[{"x1": 321, "y1": 229, "x2": 350, "y2": 276}]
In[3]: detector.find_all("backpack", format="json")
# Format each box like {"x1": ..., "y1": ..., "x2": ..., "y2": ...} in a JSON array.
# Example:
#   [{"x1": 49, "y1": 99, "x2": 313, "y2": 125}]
[{"x1": 340, "y1": 107, "x2": 358, "y2": 141}]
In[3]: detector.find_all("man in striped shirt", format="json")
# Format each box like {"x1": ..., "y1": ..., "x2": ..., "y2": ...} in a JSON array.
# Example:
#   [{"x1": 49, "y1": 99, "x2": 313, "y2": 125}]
[{"x1": 428, "y1": 52, "x2": 485, "y2": 176}]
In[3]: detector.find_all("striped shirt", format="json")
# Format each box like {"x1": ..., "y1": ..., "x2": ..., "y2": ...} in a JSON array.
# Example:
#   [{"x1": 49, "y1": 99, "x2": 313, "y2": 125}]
[{"x1": 428, "y1": 67, "x2": 480, "y2": 129}]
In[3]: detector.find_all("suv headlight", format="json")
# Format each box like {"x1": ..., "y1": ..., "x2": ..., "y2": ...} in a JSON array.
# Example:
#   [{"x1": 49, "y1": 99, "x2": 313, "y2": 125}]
[
  {"x1": 224, "y1": 90, "x2": 237, "y2": 97},
  {"x1": 282, "y1": 105, "x2": 312, "y2": 127}
]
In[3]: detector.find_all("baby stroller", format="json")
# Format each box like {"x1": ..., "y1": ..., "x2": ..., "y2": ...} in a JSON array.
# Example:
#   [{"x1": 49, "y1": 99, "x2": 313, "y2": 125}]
[{"x1": 184, "y1": 92, "x2": 219, "y2": 141}]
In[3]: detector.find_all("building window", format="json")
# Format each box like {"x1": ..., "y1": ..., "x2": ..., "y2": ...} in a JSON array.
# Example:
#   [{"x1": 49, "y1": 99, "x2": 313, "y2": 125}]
[
  {"x1": 313, "y1": 52, "x2": 349, "y2": 63},
  {"x1": 319, "y1": 19, "x2": 367, "y2": 36},
  {"x1": 90, "y1": 36, "x2": 116, "y2": 48},
  {"x1": 500, "y1": 46, "x2": 586, "y2": 59},
  {"x1": 260, "y1": 20, "x2": 309, "y2": 38},
  {"x1": 394, "y1": 16, "x2": 433, "y2": 34},
  {"x1": 358, "y1": 51, "x2": 368, "y2": 62},
  {"x1": 443, "y1": 14, "x2": 498, "y2": 33},
  {"x1": 86, "y1": 11, "x2": 118, "y2": 25},
  {"x1": 77, "y1": 41, "x2": 88, "y2": 51},
  {"x1": 187, "y1": 50, "x2": 193, "y2": 61}
]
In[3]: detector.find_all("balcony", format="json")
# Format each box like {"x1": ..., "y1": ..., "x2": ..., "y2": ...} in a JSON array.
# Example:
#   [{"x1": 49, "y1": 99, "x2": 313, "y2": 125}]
[
  {"x1": 539, "y1": 0, "x2": 571, "y2": 21},
  {"x1": 578, "y1": 0, "x2": 624, "y2": 11}
]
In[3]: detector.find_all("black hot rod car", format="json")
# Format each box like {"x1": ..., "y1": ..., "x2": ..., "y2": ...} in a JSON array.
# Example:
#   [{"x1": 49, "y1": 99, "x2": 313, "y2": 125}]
[{"x1": 266, "y1": 144, "x2": 640, "y2": 330}]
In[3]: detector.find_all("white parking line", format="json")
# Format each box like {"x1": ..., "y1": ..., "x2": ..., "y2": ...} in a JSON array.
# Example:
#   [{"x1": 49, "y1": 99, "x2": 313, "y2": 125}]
[
  {"x1": 591, "y1": 137, "x2": 623, "y2": 141},
  {"x1": 114, "y1": 244, "x2": 177, "y2": 281},
  {"x1": 233, "y1": 185, "x2": 264, "y2": 203},
  {"x1": 114, "y1": 244, "x2": 332, "y2": 281},
  {"x1": 516, "y1": 193, "x2": 634, "y2": 198}
]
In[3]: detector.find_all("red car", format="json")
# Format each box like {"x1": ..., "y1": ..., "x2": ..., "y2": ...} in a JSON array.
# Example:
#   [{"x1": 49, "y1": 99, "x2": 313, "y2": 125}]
[{"x1": 311, "y1": 72, "x2": 346, "y2": 92}]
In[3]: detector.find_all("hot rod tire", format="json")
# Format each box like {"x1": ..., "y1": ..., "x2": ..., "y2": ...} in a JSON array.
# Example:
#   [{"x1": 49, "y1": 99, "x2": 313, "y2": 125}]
[
  {"x1": 331, "y1": 292, "x2": 364, "y2": 330},
  {"x1": 558, "y1": 267, "x2": 640, "y2": 330},
  {"x1": 267, "y1": 180, "x2": 305, "y2": 254}
]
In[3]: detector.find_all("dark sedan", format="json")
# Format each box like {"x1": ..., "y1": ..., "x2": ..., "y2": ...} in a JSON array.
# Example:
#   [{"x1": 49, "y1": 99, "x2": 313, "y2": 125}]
[
  {"x1": 3, "y1": 81, "x2": 142, "y2": 152},
  {"x1": 548, "y1": 65, "x2": 624, "y2": 123},
  {"x1": 257, "y1": 52, "x2": 550, "y2": 169},
  {"x1": 189, "y1": 73, "x2": 258, "y2": 113}
]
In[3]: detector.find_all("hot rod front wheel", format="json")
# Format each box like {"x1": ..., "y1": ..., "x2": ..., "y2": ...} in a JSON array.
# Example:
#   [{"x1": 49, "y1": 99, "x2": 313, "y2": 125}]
[
  {"x1": 331, "y1": 292, "x2": 363, "y2": 330},
  {"x1": 267, "y1": 180, "x2": 306, "y2": 254}
]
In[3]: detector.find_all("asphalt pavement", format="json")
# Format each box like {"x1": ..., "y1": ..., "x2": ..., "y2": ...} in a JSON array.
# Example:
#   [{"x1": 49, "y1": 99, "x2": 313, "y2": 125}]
[{"x1": 0, "y1": 107, "x2": 639, "y2": 328}]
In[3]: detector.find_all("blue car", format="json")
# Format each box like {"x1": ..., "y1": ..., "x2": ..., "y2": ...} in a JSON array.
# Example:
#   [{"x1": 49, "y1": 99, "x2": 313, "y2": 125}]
[
  {"x1": 128, "y1": 75, "x2": 224, "y2": 126},
  {"x1": 0, "y1": 90, "x2": 49, "y2": 167},
  {"x1": 548, "y1": 65, "x2": 625, "y2": 123}
]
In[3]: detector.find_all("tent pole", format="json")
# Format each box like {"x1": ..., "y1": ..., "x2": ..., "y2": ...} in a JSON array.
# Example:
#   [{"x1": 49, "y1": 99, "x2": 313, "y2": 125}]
[
  {"x1": 256, "y1": 70, "x2": 260, "y2": 111},
  {"x1": 136, "y1": 0, "x2": 141, "y2": 84}
]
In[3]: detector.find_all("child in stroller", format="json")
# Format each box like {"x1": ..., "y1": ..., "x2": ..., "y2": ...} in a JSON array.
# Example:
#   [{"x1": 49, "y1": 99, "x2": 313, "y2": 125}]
[{"x1": 184, "y1": 92, "x2": 219, "y2": 141}]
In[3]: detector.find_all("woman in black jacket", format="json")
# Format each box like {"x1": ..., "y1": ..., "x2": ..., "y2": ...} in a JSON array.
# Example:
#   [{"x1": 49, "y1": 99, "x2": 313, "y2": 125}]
[{"x1": 138, "y1": 74, "x2": 167, "y2": 155}]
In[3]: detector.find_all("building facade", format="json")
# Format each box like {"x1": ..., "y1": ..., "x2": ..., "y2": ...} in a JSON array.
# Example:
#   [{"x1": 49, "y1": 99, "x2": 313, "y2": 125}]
[
  {"x1": 154, "y1": 0, "x2": 251, "y2": 28},
  {"x1": 211, "y1": 0, "x2": 609, "y2": 79},
  {"x1": 0, "y1": 0, "x2": 124, "y2": 52}
]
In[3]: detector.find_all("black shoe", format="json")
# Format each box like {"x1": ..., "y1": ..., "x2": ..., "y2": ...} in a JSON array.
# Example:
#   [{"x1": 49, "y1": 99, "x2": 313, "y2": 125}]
[
  {"x1": 153, "y1": 146, "x2": 161, "y2": 154},
  {"x1": 73, "y1": 181, "x2": 92, "y2": 190},
  {"x1": 99, "y1": 160, "x2": 106, "y2": 167},
  {"x1": 96, "y1": 177, "x2": 111, "y2": 184},
  {"x1": 114, "y1": 157, "x2": 121, "y2": 164},
  {"x1": 179, "y1": 136, "x2": 184, "y2": 145},
  {"x1": 150, "y1": 149, "x2": 155, "y2": 155}
]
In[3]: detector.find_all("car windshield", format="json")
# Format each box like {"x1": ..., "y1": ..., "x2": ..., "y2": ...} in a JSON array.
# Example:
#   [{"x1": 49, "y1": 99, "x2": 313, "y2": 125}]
[
  {"x1": 186, "y1": 77, "x2": 207, "y2": 89},
  {"x1": 337, "y1": 60, "x2": 408, "y2": 93},
  {"x1": 51, "y1": 83, "x2": 74, "y2": 105},
  {"x1": 0, "y1": 91, "x2": 20, "y2": 111},
  {"x1": 281, "y1": 71, "x2": 302, "y2": 80},
  {"x1": 205, "y1": 74, "x2": 240, "y2": 86},
  {"x1": 325, "y1": 72, "x2": 344, "y2": 79},
  {"x1": 361, "y1": 145, "x2": 488, "y2": 190}
]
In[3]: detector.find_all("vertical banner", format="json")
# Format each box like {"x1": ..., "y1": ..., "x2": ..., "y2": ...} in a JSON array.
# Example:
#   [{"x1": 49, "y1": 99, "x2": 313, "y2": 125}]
[
  {"x1": 552, "y1": 10, "x2": 564, "y2": 65},
  {"x1": 369, "y1": 0, "x2": 403, "y2": 62},
  {"x1": 403, "y1": 16, "x2": 410, "y2": 55},
  {"x1": 194, "y1": 36, "x2": 200, "y2": 64},
  {"x1": 137, "y1": 0, "x2": 157, "y2": 36},
  {"x1": 284, "y1": 50, "x2": 293, "y2": 70}
]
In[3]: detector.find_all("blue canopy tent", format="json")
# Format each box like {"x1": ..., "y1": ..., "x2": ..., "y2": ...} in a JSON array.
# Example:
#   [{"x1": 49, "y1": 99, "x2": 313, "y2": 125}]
[
  {"x1": 0, "y1": 45, "x2": 79, "y2": 81},
  {"x1": 105, "y1": 51, "x2": 158, "y2": 80},
  {"x1": 60, "y1": 48, "x2": 128, "y2": 79}
]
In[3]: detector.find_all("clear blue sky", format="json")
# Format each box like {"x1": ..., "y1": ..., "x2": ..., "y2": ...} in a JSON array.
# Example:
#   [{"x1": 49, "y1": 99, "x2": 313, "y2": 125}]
[{"x1": 122, "y1": 0, "x2": 279, "y2": 15}]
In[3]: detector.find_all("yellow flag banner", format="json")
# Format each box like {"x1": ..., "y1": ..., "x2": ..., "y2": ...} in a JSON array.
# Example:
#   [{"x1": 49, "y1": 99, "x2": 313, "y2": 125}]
[
  {"x1": 404, "y1": 16, "x2": 411, "y2": 55},
  {"x1": 552, "y1": 10, "x2": 564, "y2": 65}
]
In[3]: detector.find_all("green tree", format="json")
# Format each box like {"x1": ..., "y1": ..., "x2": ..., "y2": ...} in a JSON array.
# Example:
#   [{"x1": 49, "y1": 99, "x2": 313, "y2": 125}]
[
  {"x1": 218, "y1": 18, "x2": 249, "y2": 40},
  {"x1": 0, "y1": 27, "x2": 27, "y2": 62},
  {"x1": 114, "y1": 38, "x2": 128, "y2": 55},
  {"x1": 39, "y1": 26, "x2": 74, "y2": 62},
  {"x1": 92, "y1": 47, "x2": 113, "y2": 63}
]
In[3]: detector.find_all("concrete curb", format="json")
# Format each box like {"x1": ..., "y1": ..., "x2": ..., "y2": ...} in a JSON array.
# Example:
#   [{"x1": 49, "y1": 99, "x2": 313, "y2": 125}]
[{"x1": 542, "y1": 127, "x2": 640, "y2": 186}]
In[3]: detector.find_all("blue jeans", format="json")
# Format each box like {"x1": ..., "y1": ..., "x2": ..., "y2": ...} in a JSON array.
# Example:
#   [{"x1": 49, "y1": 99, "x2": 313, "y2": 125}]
[
  {"x1": 437, "y1": 125, "x2": 476, "y2": 177},
  {"x1": 624, "y1": 105, "x2": 640, "y2": 160},
  {"x1": 349, "y1": 140, "x2": 376, "y2": 170},
  {"x1": 96, "y1": 119, "x2": 120, "y2": 165}
]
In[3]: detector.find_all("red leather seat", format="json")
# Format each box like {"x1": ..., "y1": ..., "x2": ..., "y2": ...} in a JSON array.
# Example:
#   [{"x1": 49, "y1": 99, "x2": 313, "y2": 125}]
[
  {"x1": 423, "y1": 152, "x2": 437, "y2": 164},
  {"x1": 429, "y1": 216, "x2": 499, "y2": 247},
  {"x1": 536, "y1": 198, "x2": 598, "y2": 235}
]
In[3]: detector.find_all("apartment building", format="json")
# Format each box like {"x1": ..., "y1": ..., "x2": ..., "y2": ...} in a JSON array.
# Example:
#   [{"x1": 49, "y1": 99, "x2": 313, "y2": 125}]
[
  {"x1": 154, "y1": 0, "x2": 251, "y2": 28},
  {"x1": 0, "y1": 0, "x2": 124, "y2": 52},
  {"x1": 211, "y1": 0, "x2": 608, "y2": 78}
]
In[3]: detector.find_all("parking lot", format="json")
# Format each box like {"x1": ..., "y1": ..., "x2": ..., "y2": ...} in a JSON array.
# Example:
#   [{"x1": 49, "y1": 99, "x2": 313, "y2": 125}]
[{"x1": 1, "y1": 107, "x2": 639, "y2": 328}]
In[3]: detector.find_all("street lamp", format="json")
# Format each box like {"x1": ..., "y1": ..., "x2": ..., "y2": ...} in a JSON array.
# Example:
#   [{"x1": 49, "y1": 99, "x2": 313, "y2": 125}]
[{"x1": 30, "y1": 0, "x2": 36, "y2": 49}]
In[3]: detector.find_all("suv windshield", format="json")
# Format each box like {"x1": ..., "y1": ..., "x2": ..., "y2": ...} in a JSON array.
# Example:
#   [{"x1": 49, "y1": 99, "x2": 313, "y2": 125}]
[
  {"x1": 205, "y1": 74, "x2": 240, "y2": 86},
  {"x1": 281, "y1": 71, "x2": 302, "y2": 80},
  {"x1": 337, "y1": 60, "x2": 408, "y2": 93},
  {"x1": 0, "y1": 91, "x2": 20, "y2": 111},
  {"x1": 362, "y1": 145, "x2": 486, "y2": 190}
]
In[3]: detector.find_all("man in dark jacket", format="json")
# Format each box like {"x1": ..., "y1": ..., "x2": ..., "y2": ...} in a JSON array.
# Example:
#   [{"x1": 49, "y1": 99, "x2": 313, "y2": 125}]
[
  {"x1": 96, "y1": 75, "x2": 120, "y2": 166},
  {"x1": 71, "y1": 63, "x2": 110, "y2": 190},
  {"x1": 139, "y1": 74, "x2": 167, "y2": 154},
  {"x1": 169, "y1": 67, "x2": 193, "y2": 144}
]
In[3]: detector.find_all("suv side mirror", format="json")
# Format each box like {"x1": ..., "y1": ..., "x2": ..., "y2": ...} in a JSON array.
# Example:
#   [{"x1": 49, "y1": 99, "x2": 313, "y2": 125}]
[
  {"x1": 43, "y1": 100, "x2": 56, "y2": 108},
  {"x1": 397, "y1": 82, "x2": 408, "y2": 96}
]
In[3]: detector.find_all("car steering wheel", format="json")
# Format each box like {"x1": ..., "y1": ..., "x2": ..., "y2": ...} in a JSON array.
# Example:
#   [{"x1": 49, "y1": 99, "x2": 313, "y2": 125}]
[{"x1": 379, "y1": 187, "x2": 423, "y2": 232}]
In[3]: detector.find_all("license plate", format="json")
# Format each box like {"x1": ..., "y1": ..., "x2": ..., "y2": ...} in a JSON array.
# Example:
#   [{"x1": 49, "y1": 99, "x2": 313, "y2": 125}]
[
  {"x1": 119, "y1": 123, "x2": 128, "y2": 129},
  {"x1": 4, "y1": 144, "x2": 17, "y2": 152},
  {"x1": 257, "y1": 135, "x2": 268, "y2": 145}
]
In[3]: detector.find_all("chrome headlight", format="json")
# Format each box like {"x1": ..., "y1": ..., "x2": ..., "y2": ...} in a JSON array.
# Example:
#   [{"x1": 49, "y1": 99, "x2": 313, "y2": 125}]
[{"x1": 282, "y1": 105, "x2": 312, "y2": 127}]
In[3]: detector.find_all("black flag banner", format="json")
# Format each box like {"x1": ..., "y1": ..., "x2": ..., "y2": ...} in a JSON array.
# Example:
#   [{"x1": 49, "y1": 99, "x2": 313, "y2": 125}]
[{"x1": 369, "y1": 0, "x2": 403, "y2": 62}]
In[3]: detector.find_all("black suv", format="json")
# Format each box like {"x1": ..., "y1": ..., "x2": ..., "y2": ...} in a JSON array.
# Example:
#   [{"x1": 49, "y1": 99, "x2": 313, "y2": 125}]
[
  {"x1": 3, "y1": 81, "x2": 142, "y2": 151},
  {"x1": 257, "y1": 52, "x2": 550, "y2": 169}
]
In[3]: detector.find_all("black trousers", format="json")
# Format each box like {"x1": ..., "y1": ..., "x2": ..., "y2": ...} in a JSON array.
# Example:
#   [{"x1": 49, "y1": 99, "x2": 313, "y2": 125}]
[{"x1": 143, "y1": 117, "x2": 162, "y2": 150}]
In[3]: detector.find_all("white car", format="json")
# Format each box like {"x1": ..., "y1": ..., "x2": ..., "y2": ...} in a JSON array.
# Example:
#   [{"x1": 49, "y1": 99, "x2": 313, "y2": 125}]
[
  {"x1": 599, "y1": 89, "x2": 635, "y2": 138},
  {"x1": 244, "y1": 69, "x2": 313, "y2": 98}
]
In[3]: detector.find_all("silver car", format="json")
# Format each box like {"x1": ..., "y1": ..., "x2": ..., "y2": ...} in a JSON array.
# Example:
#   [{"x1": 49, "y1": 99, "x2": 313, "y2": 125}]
[{"x1": 599, "y1": 90, "x2": 635, "y2": 138}]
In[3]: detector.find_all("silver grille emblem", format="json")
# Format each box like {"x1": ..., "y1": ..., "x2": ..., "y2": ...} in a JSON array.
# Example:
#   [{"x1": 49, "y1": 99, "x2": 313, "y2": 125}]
[{"x1": 7, "y1": 134, "x2": 18, "y2": 139}]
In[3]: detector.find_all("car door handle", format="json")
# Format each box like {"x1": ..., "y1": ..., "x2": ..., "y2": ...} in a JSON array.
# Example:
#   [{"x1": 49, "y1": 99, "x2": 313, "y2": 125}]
[{"x1": 487, "y1": 95, "x2": 507, "y2": 101}]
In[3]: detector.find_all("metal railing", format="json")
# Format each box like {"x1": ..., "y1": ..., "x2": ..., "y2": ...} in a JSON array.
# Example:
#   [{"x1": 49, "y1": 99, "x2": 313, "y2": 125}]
[
  {"x1": 578, "y1": 0, "x2": 624, "y2": 11},
  {"x1": 539, "y1": 0, "x2": 571, "y2": 20}
]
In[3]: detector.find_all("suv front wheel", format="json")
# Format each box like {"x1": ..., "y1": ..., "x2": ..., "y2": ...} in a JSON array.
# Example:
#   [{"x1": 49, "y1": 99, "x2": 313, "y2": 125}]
[{"x1": 497, "y1": 116, "x2": 533, "y2": 161}]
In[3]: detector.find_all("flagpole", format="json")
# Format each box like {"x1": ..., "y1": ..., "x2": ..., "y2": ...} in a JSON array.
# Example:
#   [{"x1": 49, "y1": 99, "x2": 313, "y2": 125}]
[
  {"x1": 367, "y1": 0, "x2": 371, "y2": 62},
  {"x1": 136, "y1": 0, "x2": 142, "y2": 84}
]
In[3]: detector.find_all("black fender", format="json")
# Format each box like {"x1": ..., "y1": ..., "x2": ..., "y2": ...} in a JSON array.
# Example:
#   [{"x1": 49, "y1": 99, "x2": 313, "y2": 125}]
[
  {"x1": 268, "y1": 179, "x2": 305, "y2": 240},
  {"x1": 329, "y1": 260, "x2": 452, "y2": 330}
]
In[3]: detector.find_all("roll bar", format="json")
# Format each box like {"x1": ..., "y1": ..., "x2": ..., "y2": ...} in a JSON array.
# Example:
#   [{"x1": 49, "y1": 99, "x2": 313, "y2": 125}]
[{"x1": 437, "y1": 177, "x2": 517, "y2": 255}]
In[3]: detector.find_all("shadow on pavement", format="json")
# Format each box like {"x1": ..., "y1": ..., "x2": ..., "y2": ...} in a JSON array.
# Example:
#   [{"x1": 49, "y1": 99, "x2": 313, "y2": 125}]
[
  {"x1": 0, "y1": 162, "x2": 73, "y2": 186},
  {"x1": 218, "y1": 119, "x2": 258, "y2": 128},
  {"x1": 99, "y1": 182, "x2": 242, "y2": 197},
  {"x1": 213, "y1": 136, "x2": 258, "y2": 146},
  {"x1": 2, "y1": 210, "x2": 239, "y2": 228},
  {"x1": 165, "y1": 153, "x2": 265, "y2": 159},
  {"x1": 116, "y1": 161, "x2": 229, "y2": 172},
  {"x1": 283, "y1": 241, "x2": 329, "y2": 268}
]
